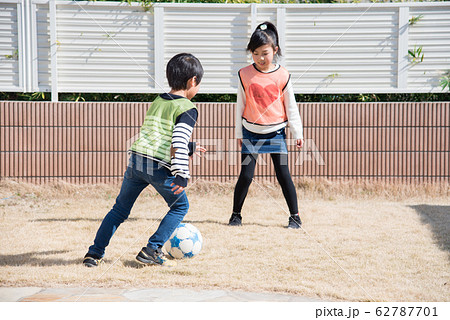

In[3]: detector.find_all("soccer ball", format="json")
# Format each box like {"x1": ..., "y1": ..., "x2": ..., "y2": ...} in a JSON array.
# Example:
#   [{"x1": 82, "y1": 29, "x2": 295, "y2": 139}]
[{"x1": 164, "y1": 223, "x2": 203, "y2": 259}]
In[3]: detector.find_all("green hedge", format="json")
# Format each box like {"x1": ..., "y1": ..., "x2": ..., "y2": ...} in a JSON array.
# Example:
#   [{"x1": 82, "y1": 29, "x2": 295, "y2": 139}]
[{"x1": 2, "y1": 92, "x2": 449, "y2": 102}]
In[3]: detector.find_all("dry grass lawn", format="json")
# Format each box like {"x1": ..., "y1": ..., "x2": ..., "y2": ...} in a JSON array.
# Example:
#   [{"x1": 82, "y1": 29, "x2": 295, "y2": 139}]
[{"x1": 0, "y1": 179, "x2": 449, "y2": 302}]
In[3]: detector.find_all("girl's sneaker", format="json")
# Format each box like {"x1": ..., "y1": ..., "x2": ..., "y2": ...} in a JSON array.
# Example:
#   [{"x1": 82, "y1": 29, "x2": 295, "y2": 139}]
[
  {"x1": 83, "y1": 253, "x2": 103, "y2": 267},
  {"x1": 288, "y1": 213, "x2": 302, "y2": 229},
  {"x1": 228, "y1": 212, "x2": 242, "y2": 226}
]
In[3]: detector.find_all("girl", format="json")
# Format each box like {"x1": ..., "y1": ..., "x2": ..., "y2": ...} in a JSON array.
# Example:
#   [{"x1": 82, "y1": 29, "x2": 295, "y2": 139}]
[{"x1": 229, "y1": 21, "x2": 304, "y2": 229}]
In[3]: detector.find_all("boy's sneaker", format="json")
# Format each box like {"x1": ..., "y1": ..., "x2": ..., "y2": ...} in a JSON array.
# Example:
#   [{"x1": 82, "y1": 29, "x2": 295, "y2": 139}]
[
  {"x1": 288, "y1": 214, "x2": 302, "y2": 229},
  {"x1": 228, "y1": 212, "x2": 242, "y2": 226},
  {"x1": 136, "y1": 247, "x2": 167, "y2": 266},
  {"x1": 83, "y1": 253, "x2": 103, "y2": 267}
]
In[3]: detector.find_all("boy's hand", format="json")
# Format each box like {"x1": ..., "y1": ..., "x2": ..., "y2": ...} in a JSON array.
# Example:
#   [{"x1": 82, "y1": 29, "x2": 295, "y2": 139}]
[
  {"x1": 194, "y1": 144, "x2": 207, "y2": 157},
  {"x1": 238, "y1": 139, "x2": 242, "y2": 148},
  {"x1": 170, "y1": 183, "x2": 184, "y2": 195},
  {"x1": 296, "y1": 139, "x2": 304, "y2": 149}
]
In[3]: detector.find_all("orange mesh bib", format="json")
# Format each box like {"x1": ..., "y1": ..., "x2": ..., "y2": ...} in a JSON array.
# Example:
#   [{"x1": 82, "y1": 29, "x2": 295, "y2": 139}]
[{"x1": 239, "y1": 64, "x2": 289, "y2": 126}]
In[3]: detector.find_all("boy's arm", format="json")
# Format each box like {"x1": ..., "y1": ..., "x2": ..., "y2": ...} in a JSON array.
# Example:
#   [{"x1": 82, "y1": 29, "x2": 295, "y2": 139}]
[
  {"x1": 187, "y1": 142, "x2": 197, "y2": 156},
  {"x1": 170, "y1": 108, "x2": 198, "y2": 187},
  {"x1": 284, "y1": 77, "x2": 304, "y2": 140}
]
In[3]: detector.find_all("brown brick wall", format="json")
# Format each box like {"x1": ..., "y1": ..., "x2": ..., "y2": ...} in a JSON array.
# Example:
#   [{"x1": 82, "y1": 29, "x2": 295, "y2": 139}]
[{"x1": 1, "y1": 101, "x2": 448, "y2": 183}]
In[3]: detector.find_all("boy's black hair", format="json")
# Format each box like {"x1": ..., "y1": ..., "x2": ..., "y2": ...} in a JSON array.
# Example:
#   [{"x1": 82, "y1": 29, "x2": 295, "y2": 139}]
[
  {"x1": 246, "y1": 21, "x2": 282, "y2": 57},
  {"x1": 166, "y1": 53, "x2": 204, "y2": 90}
]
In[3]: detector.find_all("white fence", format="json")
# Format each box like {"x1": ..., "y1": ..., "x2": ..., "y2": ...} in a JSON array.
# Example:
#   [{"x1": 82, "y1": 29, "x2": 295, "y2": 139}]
[{"x1": 1, "y1": 1, "x2": 450, "y2": 100}]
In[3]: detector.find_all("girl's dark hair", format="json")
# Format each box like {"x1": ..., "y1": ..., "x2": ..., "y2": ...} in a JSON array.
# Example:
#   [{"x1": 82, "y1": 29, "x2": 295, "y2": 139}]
[
  {"x1": 166, "y1": 53, "x2": 204, "y2": 90},
  {"x1": 246, "y1": 21, "x2": 281, "y2": 57}
]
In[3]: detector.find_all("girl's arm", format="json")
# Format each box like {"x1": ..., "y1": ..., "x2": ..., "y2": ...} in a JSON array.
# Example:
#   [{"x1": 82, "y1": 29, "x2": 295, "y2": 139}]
[
  {"x1": 284, "y1": 78, "x2": 304, "y2": 141},
  {"x1": 235, "y1": 78, "x2": 246, "y2": 139}
]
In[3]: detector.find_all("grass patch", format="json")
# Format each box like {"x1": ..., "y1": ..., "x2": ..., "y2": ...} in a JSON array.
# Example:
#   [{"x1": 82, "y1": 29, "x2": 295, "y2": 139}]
[{"x1": 0, "y1": 179, "x2": 449, "y2": 301}]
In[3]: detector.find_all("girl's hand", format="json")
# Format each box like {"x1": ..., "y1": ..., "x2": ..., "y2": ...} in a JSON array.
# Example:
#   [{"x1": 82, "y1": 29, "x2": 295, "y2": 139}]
[
  {"x1": 296, "y1": 139, "x2": 304, "y2": 149},
  {"x1": 194, "y1": 144, "x2": 207, "y2": 157},
  {"x1": 238, "y1": 139, "x2": 242, "y2": 148},
  {"x1": 170, "y1": 183, "x2": 184, "y2": 195}
]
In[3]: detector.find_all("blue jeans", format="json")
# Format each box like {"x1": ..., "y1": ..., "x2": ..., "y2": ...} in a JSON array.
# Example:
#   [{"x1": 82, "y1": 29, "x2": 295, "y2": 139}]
[{"x1": 87, "y1": 153, "x2": 189, "y2": 258}]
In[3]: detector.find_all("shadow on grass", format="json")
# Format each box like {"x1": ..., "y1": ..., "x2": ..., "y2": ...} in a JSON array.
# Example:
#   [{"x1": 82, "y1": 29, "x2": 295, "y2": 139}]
[
  {"x1": 28, "y1": 213, "x2": 282, "y2": 228},
  {"x1": 122, "y1": 260, "x2": 144, "y2": 269},
  {"x1": 409, "y1": 205, "x2": 450, "y2": 258},
  {"x1": 122, "y1": 259, "x2": 178, "y2": 269},
  {"x1": 183, "y1": 219, "x2": 279, "y2": 228},
  {"x1": 183, "y1": 219, "x2": 229, "y2": 226},
  {"x1": 29, "y1": 217, "x2": 244, "y2": 226},
  {"x1": 29, "y1": 217, "x2": 143, "y2": 223},
  {"x1": 0, "y1": 250, "x2": 79, "y2": 266}
]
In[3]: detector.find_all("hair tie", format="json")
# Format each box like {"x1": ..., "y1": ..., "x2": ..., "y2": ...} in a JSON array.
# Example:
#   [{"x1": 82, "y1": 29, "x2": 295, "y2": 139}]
[{"x1": 259, "y1": 24, "x2": 267, "y2": 31}]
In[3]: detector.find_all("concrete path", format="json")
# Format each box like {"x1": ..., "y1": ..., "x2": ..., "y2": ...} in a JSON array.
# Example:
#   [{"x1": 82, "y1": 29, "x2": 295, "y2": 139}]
[{"x1": 0, "y1": 287, "x2": 322, "y2": 302}]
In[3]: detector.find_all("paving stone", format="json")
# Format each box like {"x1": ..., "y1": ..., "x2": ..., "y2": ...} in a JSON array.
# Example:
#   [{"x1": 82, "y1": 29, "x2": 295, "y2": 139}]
[
  {"x1": 60, "y1": 294, "x2": 129, "y2": 302},
  {"x1": 21, "y1": 293, "x2": 66, "y2": 302},
  {"x1": 124, "y1": 288, "x2": 229, "y2": 302},
  {"x1": 0, "y1": 287, "x2": 42, "y2": 302},
  {"x1": 0, "y1": 287, "x2": 321, "y2": 302}
]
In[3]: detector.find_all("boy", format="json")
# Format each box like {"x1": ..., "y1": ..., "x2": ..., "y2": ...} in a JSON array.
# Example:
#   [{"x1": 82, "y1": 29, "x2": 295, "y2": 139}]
[{"x1": 83, "y1": 53, "x2": 205, "y2": 267}]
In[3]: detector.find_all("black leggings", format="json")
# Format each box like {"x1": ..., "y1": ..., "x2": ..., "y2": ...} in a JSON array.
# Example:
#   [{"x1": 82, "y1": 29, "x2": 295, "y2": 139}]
[{"x1": 233, "y1": 153, "x2": 298, "y2": 215}]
